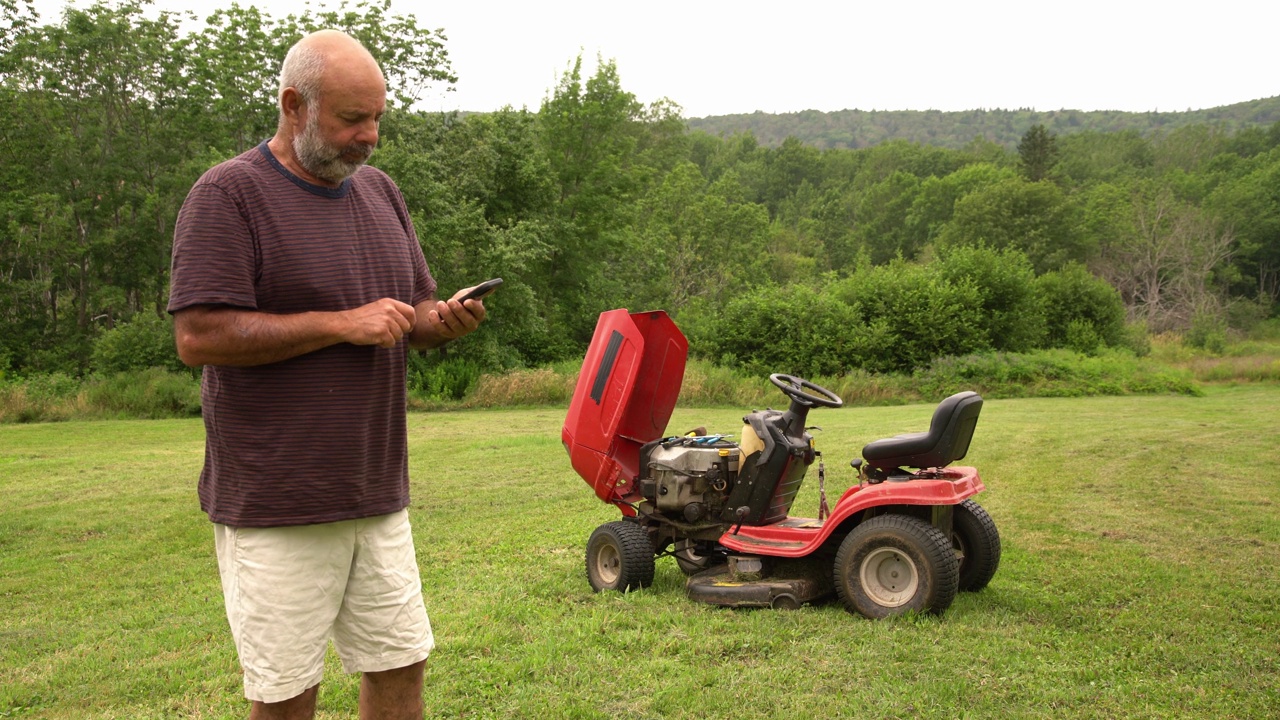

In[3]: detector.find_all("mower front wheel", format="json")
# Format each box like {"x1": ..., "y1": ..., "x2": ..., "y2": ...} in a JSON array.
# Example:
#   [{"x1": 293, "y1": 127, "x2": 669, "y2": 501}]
[
  {"x1": 586, "y1": 521, "x2": 655, "y2": 593},
  {"x1": 833, "y1": 514, "x2": 959, "y2": 618}
]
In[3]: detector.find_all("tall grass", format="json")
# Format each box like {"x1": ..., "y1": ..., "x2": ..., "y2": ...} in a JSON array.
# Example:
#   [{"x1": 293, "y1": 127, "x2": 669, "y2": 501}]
[
  {"x1": 2, "y1": 334, "x2": 1276, "y2": 424},
  {"x1": 0, "y1": 369, "x2": 200, "y2": 423}
]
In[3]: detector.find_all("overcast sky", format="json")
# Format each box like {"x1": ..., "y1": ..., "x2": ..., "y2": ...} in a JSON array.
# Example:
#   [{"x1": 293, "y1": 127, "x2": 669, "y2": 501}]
[{"x1": 29, "y1": 0, "x2": 1280, "y2": 118}]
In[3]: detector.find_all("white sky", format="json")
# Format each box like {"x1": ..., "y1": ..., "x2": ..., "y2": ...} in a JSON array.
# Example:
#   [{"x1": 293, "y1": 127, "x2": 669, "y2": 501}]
[{"x1": 29, "y1": 0, "x2": 1280, "y2": 118}]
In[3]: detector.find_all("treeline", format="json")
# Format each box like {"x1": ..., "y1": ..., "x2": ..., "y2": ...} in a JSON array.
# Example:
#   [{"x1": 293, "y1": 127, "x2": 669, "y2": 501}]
[
  {"x1": 2, "y1": 0, "x2": 1278, "y2": 388},
  {"x1": 686, "y1": 98, "x2": 1280, "y2": 151}
]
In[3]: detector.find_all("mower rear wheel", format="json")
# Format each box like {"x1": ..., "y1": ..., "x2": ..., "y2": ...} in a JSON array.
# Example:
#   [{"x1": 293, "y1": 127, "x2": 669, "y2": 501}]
[
  {"x1": 952, "y1": 499, "x2": 1001, "y2": 592},
  {"x1": 833, "y1": 514, "x2": 959, "y2": 618},
  {"x1": 586, "y1": 521, "x2": 655, "y2": 592}
]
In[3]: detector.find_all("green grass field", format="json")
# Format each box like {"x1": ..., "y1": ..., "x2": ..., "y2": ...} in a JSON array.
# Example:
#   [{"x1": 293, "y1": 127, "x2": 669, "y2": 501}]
[{"x1": 2, "y1": 386, "x2": 1278, "y2": 719}]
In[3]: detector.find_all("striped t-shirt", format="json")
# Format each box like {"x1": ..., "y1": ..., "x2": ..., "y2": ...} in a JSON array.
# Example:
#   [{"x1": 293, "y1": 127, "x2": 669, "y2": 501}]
[{"x1": 168, "y1": 142, "x2": 436, "y2": 528}]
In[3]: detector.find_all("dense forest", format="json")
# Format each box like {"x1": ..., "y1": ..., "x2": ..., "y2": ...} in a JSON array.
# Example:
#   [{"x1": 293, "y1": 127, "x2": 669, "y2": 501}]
[
  {"x1": 2, "y1": 0, "x2": 1278, "y2": 387},
  {"x1": 686, "y1": 98, "x2": 1280, "y2": 151}
]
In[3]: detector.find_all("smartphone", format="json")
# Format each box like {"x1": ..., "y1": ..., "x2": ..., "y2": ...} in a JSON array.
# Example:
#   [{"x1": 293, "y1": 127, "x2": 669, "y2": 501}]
[{"x1": 459, "y1": 277, "x2": 502, "y2": 302}]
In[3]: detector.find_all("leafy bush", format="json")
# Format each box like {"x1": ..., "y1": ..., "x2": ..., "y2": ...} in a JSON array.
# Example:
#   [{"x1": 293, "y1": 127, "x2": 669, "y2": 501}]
[
  {"x1": 463, "y1": 366, "x2": 576, "y2": 408},
  {"x1": 688, "y1": 284, "x2": 866, "y2": 377},
  {"x1": 1185, "y1": 308, "x2": 1228, "y2": 353},
  {"x1": 91, "y1": 313, "x2": 186, "y2": 374},
  {"x1": 407, "y1": 355, "x2": 482, "y2": 401},
  {"x1": 1034, "y1": 263, "x2": 1126, "y2": 349},
  {"x1": 0, "y1": 372, "x2": 86, "y2": 423},
  {"x1": 1121, "y1": 320, "x2": 1153, "y2": 357},
  {"x1": 833, "y1": 263, "x2": 988, "y2": 373},
  {"x1": 933, "y1": 245, "x2": 1045, "y2": 351},
  {"x1": 1226, "y1": 297, "x2": 1273, "y2": 334}
]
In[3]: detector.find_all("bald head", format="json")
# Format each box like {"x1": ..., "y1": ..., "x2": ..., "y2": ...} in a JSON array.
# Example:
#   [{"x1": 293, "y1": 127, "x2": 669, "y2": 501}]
[{"x1": 279, "y1": 30, "x2": 385, "y2": 113}]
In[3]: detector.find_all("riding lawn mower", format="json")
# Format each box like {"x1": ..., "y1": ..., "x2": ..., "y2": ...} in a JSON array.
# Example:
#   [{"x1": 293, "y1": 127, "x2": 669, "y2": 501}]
[{"x1": 561, "y1": 309, "x2": 1001, "y2": 618}]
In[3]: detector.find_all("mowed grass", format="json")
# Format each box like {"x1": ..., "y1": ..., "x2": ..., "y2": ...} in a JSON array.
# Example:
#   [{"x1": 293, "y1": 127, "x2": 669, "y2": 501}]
[{"x1": 1, "y1": 386, "x2": 1278, "y2": 719}]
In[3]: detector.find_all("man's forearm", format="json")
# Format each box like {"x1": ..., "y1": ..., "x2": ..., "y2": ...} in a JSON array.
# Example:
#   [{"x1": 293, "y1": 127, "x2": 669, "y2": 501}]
[
  {"x1": 174, "y1": 306, "x2": 348, "y2": 367},
  {"x1": 175, "y1": 298, "x2": 416, "y2": 367}
]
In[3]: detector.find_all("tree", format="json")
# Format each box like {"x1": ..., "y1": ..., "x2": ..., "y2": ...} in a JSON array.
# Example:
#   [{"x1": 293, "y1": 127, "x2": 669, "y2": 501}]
[
  {"x1": 1204, "y1": 152, "x2": 1280, "y2": 307},
  {"x1": 1017, "y1": 124, "x2": 1058, "y2": 182},
  {"x1": 937, "y1": 177, "x2": 1088, "y2": 274},
  {"x1": 626, "y1": 162, "x2": 769, "y2": 311},
  {"x1": 1093, "y1": 187, "x2": 1234, "y2": 331},
  {"x1": 535, "y1": 54, "x2": 651, "y2": 343}
]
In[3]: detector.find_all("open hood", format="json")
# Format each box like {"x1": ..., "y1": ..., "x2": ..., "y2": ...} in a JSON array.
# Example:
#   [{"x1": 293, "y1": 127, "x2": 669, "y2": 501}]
[{"x1": 562, "y1": 309, "x2": 688, "y2": 514}]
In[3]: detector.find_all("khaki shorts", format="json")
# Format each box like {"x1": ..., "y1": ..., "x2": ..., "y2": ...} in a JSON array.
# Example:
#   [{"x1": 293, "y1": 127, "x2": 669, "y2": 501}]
[{"x1": 214, "y1": 509, "x2": 434, "y2": 703}]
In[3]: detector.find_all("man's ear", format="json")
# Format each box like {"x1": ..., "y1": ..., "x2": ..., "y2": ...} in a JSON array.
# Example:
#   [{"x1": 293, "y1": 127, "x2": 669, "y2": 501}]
[{"x1": 280, "y1": 87, "x2": 306, "y2": 129}]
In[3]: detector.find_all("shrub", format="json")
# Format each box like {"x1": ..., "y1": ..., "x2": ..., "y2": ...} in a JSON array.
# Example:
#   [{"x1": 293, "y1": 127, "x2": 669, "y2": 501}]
[
  {"x1": 933, "y1": 245, "x2": 1045, "y2": 351},
  {"x1": 0, "y1": 372, "x2": 86, "y2": 423},
  {"x1": 833, "y1": 263, "x2": 988, "y2": 373},
  {"x1": 1035, "y1": 263, "x2": 1126, "y2": 349},
  {"x1": 1121, "y1": 320, "x2": 1153, "y2": 357},
  {"x1": 689, "y1": 284, "x2": 866, "y2": 377},
  {"x1": 1185, "y1": 308, "x2": 1228, "y2": 353},
  {"x1": 464, "y1": 367, "x2": 576, "y2": 408},
  {"x1": 91, "y1": 313, "x2": 186, "y2": 374},
  {"x1": 408, "y1": 355, "x2": 482, "y2": 401},
  {"x1": 1226, "y1": 297, "x2": 1272, "y2": 335}
]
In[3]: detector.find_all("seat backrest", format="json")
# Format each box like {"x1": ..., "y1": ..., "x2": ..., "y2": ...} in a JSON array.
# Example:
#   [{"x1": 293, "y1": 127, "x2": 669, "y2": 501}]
[{"x1": 861, "y1": 391, "x2": 983, "y2": 471}]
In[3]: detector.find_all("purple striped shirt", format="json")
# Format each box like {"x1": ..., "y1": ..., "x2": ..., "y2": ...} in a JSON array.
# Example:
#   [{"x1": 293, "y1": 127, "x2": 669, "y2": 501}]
[{"x1": 168, "y1": 142, "x2": 436, "y2": 527}]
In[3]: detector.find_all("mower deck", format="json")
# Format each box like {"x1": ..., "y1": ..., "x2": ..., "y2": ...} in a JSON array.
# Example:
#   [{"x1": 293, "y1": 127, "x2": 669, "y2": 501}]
[{"x1": 685, "y1": 555, "x2": 834, "y2": 610}]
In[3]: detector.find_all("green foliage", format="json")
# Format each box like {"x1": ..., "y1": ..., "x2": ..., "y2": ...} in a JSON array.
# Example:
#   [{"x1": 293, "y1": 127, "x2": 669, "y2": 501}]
[
  {"x1": 407, "y1": 354, "x2": 481, "y2": 401},
  {"x1": 1185, "y1": 309, "x2": 1229, "y2": 353},
  {"x1": 689, "y1": 284, "x2": 864, "y2": 377},
  {"x1": 82, "y1": 368, "x2": 201, "y2": 418},
  {"x1": 90, "y1": 312, "x2": 185, "y2": 374},
  {"x1": 1, "y1": 2, "x2": 1274, "y2": 386},
  {"x1": 1034, "y1": 263, "x2": 1127, "y2": 349},
  {"x1": 933, "y1": 245, "x2": 1044, "y2": 351},
  {"x1": 833, "y1": 264, "x2": 988, "y2": 372}
]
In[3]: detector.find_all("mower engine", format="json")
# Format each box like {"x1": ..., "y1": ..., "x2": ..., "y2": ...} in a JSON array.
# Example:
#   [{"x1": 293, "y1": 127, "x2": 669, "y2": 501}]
[{"x1": 639, "y1": 436, "x2": 739, "y2": 524}]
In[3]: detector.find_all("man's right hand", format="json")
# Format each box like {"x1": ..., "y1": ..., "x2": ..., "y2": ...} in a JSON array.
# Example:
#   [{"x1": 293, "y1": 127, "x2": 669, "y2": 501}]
[{"x1": 343, "y1": 298, "x2": 416, "y2": 348}]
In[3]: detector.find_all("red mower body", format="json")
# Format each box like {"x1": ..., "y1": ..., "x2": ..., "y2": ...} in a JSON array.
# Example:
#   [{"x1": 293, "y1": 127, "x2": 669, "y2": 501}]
[{"x1": 564, "y1": 309, "x2": 1000, "y2": 617}]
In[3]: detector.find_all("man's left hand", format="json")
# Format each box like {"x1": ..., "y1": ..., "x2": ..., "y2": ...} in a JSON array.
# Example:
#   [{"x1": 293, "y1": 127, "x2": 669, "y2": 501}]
[{"x1": 410, "y1": 286, "x2": 488, "y2": 349}]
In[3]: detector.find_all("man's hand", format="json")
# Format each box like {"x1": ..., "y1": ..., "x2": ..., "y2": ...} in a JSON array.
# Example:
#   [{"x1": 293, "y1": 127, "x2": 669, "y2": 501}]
[
  {"x1": 409, "y1": 285, "x2": 489, "y2": 350},
  {"x1": 342, "y1": 298, "x2": 416, "y2": 348}
]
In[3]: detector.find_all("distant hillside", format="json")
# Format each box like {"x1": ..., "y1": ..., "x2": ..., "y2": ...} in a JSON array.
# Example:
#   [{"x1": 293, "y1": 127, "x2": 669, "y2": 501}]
[{"x1": 685, "y1": 96, "x2": 1280, "y2": 150}]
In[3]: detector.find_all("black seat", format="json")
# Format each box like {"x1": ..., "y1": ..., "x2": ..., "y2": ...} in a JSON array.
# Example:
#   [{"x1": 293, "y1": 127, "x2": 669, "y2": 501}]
[{"x1": 861, "y1": 391, "x2": 983, "y2": 471}]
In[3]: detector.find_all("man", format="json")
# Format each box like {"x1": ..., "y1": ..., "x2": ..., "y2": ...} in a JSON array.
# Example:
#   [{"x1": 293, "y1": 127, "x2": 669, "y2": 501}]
[{"x1": 168, "y1": 30, "x2": 482, "y2": 720}]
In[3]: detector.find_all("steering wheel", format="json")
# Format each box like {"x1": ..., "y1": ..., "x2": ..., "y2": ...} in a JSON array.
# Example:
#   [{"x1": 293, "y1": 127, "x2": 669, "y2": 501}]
[{"x1": 769, "y1": 374, "x2": 844, "y2": 408}]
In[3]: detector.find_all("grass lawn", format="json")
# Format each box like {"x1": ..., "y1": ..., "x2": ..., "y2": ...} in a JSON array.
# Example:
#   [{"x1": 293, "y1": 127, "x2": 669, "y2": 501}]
[{"x1": 1, "y1": 385, "x2": 1278, "y2": 719}]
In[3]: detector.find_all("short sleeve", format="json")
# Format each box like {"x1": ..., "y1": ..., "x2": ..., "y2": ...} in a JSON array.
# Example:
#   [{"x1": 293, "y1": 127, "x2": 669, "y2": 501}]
[{"x1": 167, "y1": 182, "x2": 260, "y2": 314}]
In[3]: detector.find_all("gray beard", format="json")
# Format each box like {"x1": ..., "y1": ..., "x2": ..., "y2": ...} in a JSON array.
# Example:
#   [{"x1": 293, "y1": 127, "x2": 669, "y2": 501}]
[{"x1": 291, "y1": 113, "x2": 375, "y2": 184}]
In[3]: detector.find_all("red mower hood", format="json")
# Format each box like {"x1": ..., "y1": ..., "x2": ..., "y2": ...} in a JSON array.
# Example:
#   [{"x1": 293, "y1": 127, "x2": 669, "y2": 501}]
[{"x1": 562, "y1": 309, "x2": 688, "y2": 514}]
